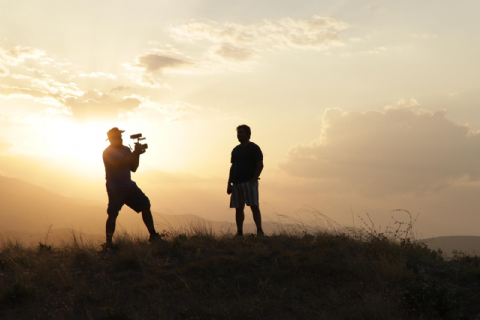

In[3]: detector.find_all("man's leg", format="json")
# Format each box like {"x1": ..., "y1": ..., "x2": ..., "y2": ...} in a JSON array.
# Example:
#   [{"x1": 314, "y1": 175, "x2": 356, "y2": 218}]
[
  {"x1": 106, "y1": 214, "x2": 117, "y2": 244},
  {"x1": 251, "y1": 205, "x2": 264, "y2": 235},
  {"x1": 106, "y1": 184, "x2": 124, "y2": 245},
  {"x1": 127, "y1": 184, "x2": 158, "y2": 241},
  {"x1": 235, "y1": 206, "x2": 245, "y2": 235},
  {"x1": 141, "y1": 207, "x2": 157, "y2": 236}
]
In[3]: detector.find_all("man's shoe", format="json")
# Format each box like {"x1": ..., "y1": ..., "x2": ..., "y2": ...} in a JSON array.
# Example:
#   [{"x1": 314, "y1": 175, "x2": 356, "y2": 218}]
[
  {"x1": 100, "y1": 241, "x2": 113, "y2": 252},
  {"x1": 148, "y1": 232, "x2": 162, "y2": 243},
  {"x1": 257, "y1": 229, "x2": 265, "y2": 237},
  {"x1": 235, "y1": 231, "x2": 243, "y2": 237}
]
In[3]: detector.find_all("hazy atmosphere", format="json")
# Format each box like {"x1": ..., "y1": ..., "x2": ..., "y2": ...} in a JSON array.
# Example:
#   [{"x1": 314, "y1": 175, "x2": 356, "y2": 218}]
[{"x1": 1, "y1": 0, "x2": 480, "y2": 238}]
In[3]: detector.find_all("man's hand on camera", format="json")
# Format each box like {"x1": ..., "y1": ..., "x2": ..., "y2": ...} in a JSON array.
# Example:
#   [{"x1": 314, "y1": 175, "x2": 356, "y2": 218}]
[{"x1": 134, "y1": 143, "x2": 146, "y2": 155}]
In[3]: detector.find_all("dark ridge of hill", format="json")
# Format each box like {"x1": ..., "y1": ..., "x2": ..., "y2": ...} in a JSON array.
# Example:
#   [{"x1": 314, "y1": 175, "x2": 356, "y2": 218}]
[
  {"x1": 421, "y1": 236, "x2": 480, "y2": 256},
  {"x1": 1, "y1": 231, "x2": 480, "y2": 319}
]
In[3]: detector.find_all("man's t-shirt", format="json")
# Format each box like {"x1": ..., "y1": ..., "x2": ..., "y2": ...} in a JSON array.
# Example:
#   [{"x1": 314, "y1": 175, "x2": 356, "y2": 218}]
[
  {"x1": 103, "y1": 145, "x2": 133, "y2": 186},
  {"x1": 230, "y1": 142, "x2": 263, "y2": 184}
]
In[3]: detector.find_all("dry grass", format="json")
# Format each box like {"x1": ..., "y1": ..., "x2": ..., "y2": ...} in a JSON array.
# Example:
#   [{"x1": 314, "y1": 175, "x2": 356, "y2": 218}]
[{"x1": 0, "y1": 214, "x2": 480, "y2": 319}]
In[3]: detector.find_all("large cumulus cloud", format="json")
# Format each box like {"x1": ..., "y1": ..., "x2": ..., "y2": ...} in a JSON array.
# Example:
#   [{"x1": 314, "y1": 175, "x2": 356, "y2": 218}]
[{"x1": 281, "y1": 104, "x2": 480, "y2": 197}]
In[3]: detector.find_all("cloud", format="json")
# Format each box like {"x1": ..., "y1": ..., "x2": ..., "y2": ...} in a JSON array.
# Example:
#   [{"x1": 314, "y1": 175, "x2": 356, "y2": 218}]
[
  {"x1": 168, "y1": 16, "x2": 350, "y2": 52},
  {"x1": 139, "y1": 73, "x2": 158, "y2": 87},
  {"x1": 0, "y1": 46, "x2": 45, "y2": 66},
  {"x1": 30, "y1": 78, "x2": 83, "y2": 97},
  {"x1": 281, "y1": 102, "x2": 480, "y2": 197},
  {"x1": 0, "y1": 41, "x2": 202, "y2": 123},
  {"x1": 411, "y1": 34, "x2": 437, "y2": 39},
  {"x1": 130, "y1": 16, "x2": 351, "y2": 77},
  {"x1": 0, "y1": 84, "x2": 49, "y2": 98},
  {"x1": 134, "y1": 54, "x2": 191, "y2": 72},
  {"x1": 384, "y1": 98, "x2": 419, "y2": 110},
  {"x1": 0, "y1": 64, "x2": 8, "y2": 77},
  {"x1": 10, "y1": 74, "x2": 31, "y2": 80},
  {"x1": 131, "y1": 15, "x2": 351, "y2": 76},
  {"x1": 349, "y1": 37, "x2": 363, "y2": 43},
  {"x1": 214, "y1": 44, "x2": 254, "y2": 61},
  {"x1": 0, "y1": 43, "x2": 86, "y2": 110},
  {"x1": 137, "y1": 99, "x2": 200, "y2": 122},
  {"x1": 110, "y1": 86, "x2": 134, "y2": 93},
  {"x1": 124, "y1": 72, "x2": 171, "y2": 89},
  {"x1": 65, "y1": 92, "x2": 200, "y2": 123},
  {"x1": 0, "y1": 84, "x2": 61, "y2": 106},
  {"x1": 340, "y1": 46, "x2": 387, "y2": 58},
  {"x1": 65, "y1": 90, "x2": 142, "y2": 119},
  {"x1": 78, "y1": 72, "x2": 116, "y2": 79},
  {"x1": 363, "y1": 46, "x2": 387, "y2": 54},
  {"x1": 124, "y1": 53, "x2": 192, "y2": 86},
  {"x1": 25, "y1": 67, "x2": 45, "y2": 78}
]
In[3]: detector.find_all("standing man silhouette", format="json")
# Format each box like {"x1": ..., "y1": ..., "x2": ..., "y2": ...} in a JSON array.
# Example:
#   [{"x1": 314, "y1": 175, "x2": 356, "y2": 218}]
[
  {"x1": 103, "y1": 127, "x2": 159, "y2": 246},
  {"x1": 227, "y1": 124, "x2": 264, "y2": 236}
]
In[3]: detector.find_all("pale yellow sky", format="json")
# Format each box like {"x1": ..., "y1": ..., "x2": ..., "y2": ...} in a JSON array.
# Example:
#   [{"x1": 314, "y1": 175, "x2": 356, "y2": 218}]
[{"x1": 0, "y1": 0, "x2": 480, "y2": 237}]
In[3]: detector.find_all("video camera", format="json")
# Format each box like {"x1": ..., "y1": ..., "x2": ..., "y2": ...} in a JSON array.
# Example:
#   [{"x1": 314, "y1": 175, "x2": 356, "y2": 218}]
[{"x1": 130, "y1": 133, "x2": 148, "y2": 153}]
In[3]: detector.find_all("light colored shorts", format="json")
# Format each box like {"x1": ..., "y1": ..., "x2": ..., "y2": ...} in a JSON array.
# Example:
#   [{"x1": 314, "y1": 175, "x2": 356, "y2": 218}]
[{"x1": 230, "y1": 181, "x2": 259, "y2": 208}]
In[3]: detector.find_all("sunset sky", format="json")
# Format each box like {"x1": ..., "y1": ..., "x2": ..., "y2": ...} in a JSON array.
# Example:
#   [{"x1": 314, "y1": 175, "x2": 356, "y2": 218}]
[{"x1": 1, "y1": 0, "x2": 480, "y2": 237}]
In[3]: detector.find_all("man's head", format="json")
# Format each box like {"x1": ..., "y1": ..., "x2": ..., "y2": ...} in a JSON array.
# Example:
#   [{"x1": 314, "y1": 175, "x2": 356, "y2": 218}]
[
  {"x1": 107, "y1": 127, "x2": 124, "y2": 147},
  {"x1": 236, "y1": 124, "x2": 251, "y2": 143}
]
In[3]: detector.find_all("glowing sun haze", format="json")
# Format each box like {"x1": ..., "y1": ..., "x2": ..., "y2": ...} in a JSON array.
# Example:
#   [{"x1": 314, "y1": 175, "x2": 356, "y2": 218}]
[{"x1": 0, "y1": 0, "x2": 479, "y2": 237}]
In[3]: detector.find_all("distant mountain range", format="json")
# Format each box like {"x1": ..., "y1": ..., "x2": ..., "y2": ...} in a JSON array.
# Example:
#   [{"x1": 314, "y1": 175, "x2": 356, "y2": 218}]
[
  {"x1": 0, "y1": 175, "x2": 235, "y2": 241},
  {"x1": 0, "y1": 175, "x2": 286, "y2": 246},
  {"x1": 2, "y1": 175, "x2": 480, "y2": 254},
  {"x1": 420, "y1": 236, "x2": 480, "y2": 257}
]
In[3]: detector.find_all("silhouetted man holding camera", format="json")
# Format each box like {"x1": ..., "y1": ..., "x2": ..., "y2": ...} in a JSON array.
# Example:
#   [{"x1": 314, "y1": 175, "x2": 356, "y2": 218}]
[
  {"x1": 227, "y1": 125, "x2": 264, "y2": 236},
  {"x1": 103, "y1": 127, "x2": 159, "y2": 247}
]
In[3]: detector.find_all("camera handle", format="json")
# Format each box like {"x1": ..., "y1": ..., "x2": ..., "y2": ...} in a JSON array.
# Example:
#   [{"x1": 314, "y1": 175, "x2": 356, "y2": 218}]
[{"x1": 133, "y1": 137, "x2": 146, "y2": 144}]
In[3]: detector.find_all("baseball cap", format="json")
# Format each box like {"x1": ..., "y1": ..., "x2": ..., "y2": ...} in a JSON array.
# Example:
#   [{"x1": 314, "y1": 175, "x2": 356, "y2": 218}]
[{"x1": 106, "y1": 127, "x2": 125, "y2": 140}]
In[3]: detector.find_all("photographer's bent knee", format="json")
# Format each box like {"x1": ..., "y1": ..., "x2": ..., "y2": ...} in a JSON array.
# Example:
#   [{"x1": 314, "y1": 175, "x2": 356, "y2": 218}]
[{"x1": 107, "y1": 208, "x2": 120, "y2": 218}]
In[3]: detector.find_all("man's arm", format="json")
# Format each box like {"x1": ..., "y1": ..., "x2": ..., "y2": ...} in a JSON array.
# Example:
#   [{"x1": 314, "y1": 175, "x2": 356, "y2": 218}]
[
  {"x1": 104, "y1": 148, "x2": 142, "y2": 170},
  {"x1": 250, "y1": 160, "x2": 264, "y2": 184},
  {"x1": 131, "y1": 153, "x2": 140, "y2": 172},
  {"x1": 130, "y1": 143, "x2": 146, "y2": 172},
  {"x1": 227, "y1": 150, "x2": 235, "y2": 194},
  {"x1": 227, "y1": 164, "x2": 234, "y2": 194},
  {"x1": 104, "y1": 152, "x2": 137, "y2": 169},
  {"x1": 250, "y1": 145, "x2": 264, "y2": 184}
]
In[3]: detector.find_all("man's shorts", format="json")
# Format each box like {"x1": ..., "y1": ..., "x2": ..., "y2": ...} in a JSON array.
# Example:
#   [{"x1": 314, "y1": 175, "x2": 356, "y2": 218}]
[
  {"x1": 106, "y1": 182, "x2": 150, "y2": 217},
  {"x1": 230, "y1": 181, "x2": 259, "y2": 208}
]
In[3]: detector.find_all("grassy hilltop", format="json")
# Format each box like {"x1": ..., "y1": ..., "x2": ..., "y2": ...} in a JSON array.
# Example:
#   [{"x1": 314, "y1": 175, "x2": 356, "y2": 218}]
[{"x1": 1, "y1": 228, "x2": 480, "y2": 320}]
